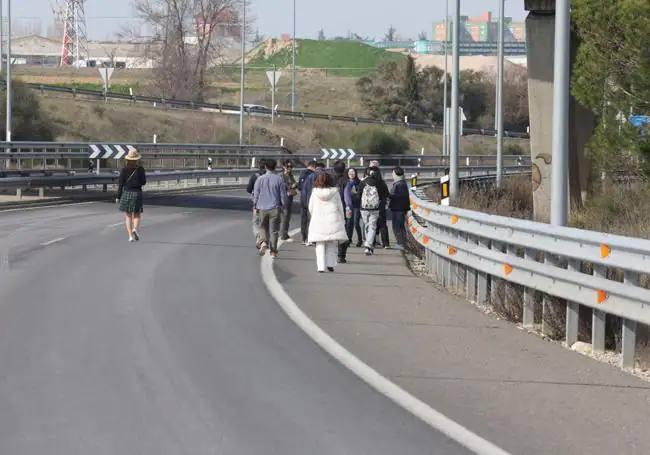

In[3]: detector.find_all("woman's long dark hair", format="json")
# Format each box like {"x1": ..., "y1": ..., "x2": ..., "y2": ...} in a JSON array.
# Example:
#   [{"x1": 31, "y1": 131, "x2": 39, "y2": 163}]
[{"x1": 348, "y1": 168, "x2": 360, "y2": 181}]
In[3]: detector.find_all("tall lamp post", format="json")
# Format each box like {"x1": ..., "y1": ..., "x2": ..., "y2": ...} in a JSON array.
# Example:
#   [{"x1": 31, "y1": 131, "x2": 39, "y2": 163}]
[
  {"x1": 6, "y1": 0, "x2": 11, "y2": 142},
  {"x1": 238, "y1": 0, "x2": 246, "y2": 145},
  {"x1": 442, "y1": 0, "x2": 449, "y2": 157},
  {"x1": 550, "y1": 0, "x2": 570, "y2": 226},
  {"x1": 291, "y1": 0, "x2": 296, "y2": 112},
  {"x1": 495, "y1": 0, "x2": 505, "y2": 188},
  {"x1": 449, "y1": 0, "x2": 460, "y2": 200}
]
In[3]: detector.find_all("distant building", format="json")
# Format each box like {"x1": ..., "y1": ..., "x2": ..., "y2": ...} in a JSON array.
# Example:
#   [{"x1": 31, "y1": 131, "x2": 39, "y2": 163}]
[
  {"x1": 11, "y1": 35, "x2": 157, "y2": 68},
  {"x1": 433, "y1": 11, "x2": 526, "y2": 43}
]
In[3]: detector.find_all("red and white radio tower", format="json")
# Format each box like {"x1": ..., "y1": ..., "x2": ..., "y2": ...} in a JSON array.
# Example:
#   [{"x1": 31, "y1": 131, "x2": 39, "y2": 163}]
[{"x1": 59, "y1": 0, "x2": 89, "y2": 67}]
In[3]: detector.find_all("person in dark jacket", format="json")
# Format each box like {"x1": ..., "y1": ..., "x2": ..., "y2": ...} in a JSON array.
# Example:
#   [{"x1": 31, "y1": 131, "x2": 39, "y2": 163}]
[
  {"x1": 298, "y1": 160, "x2": 317, "y2": 244},
  {"x1": 389, "y1": 167, "x2": 411, "y2": 249},
  {"x1": 280, "y1": 160, "x2": 298, "y2": 241},
  {"x1": 372, "y1": 165, "x2": 391, "y2": 249},
  {"x1": 332, "y1": 160, "x2": 351, "y2": 263},
  {"x1": 344, "y1": 168, "x2": 363, "y2": 246},
  {"x1": 358, "y1": 166, "x2": 389, "y2": 255},
  {"x1": 117, "y1": 149, "x2": 147, "y2": 243},
  {"x1": 247, "y1": 159, "x2": 266, "y2": 247}
]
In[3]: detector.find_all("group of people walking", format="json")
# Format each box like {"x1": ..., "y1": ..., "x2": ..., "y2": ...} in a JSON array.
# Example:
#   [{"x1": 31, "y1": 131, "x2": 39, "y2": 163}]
[{"x1": 248, "y1": 157, "x2": 411, "y2": 273}]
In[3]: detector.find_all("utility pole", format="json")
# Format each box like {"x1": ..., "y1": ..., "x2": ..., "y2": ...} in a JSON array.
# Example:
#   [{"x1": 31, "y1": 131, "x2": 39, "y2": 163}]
[
  {"x1": 449, "y1": 0, "x2": 460, "y2": 200},
  {"x1": 0, "y1": 0, "x2": 3, "y2": 76},
  {"x1": 495, "y1": 0, "x2": 505, "y2": 188},
  {"x1": 550, "y1": 0, "x2": 570, "y2": 226},
  {"x1": 239, "y1": 0, "x2": 246, "y2": 145},
  {"x1": 442, "y1": 0, "x2": 449, "y2": 157},
  {"x1": 6, "y1": 0, "x2": 11, "y2": 142},
  {"x1": 291, "y1": 0, "x2": 296, "y2": 112}
]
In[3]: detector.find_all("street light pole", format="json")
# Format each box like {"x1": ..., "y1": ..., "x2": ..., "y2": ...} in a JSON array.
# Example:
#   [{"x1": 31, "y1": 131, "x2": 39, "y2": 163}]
[
  {"x1": 0, "y1": 0, "x2": 4, "y2": 76},
  {"x1": 239, "y1": 0, "x2": 246, "y2": 145},
  {"x1": 550, "y1": 0, "x2": 570, "y2": 226},
  {"x1": 6, "y1": 0, "x2": 11, "y2": 142},
  {"x1": 495, "y1": 0, "x2": 505, "y2": 188},
  {"x1": 442, "y1": 0, "x2": 448, "y2": 157},
  {"x1": 291, "y1": 0, "x2": 296, "y2": 112},
  {"x1": 449, "y1": 0, "x2": 460, "y2": 200}
]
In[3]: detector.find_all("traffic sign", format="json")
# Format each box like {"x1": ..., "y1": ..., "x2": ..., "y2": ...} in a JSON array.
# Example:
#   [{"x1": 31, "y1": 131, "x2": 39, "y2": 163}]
[
  {"x1": 98, "y1": 67, "x2": 114, "y2": 91},
  {"x1": 89, "y1": 144, "x2": 136, "y2": 160},
  {"x1": 320, "y1": 148, "x2": 357, "y2": 160},
  {"x1": 266, "y1": 71, "x2": 282, "y2": 89}
]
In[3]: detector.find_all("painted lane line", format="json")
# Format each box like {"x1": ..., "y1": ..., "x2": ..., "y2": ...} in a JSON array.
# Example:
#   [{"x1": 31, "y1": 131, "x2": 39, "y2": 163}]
[
  {"x1": 41, "y1": 237, "x2": 66, "y2": 247},
  {"x1": 261, "y1": 229, "x2": 510, "y2": 455},
  {"x1": 108, "y1": 222, "x2": 124, "y2": 228},
  {"x1": 0, "y1": 201, "x2": 97, "y2": 214}
]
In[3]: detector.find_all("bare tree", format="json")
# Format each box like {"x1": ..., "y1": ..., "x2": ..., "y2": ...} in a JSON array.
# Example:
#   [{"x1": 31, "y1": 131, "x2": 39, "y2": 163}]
[
  {"x1": 384, "y1": 25, "x2": 396, "y2": 42},
  {"x1": 133, "y1": 0, "x2": 245, "y2": 100}
]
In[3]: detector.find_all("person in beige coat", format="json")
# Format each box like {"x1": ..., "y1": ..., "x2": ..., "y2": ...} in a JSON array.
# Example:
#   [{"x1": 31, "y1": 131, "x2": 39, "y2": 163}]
[{"x1": 308, "y1": 173, "x2": 349, "y2": 272}]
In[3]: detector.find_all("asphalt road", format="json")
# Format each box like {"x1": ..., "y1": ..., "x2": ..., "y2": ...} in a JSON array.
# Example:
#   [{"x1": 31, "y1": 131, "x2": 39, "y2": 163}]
[{"x1": 0, "y1": 191, "x2": 470, "y2": 455}]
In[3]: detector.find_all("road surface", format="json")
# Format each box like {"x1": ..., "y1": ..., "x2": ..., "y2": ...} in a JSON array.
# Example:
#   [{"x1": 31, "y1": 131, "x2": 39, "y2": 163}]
[{"x1": 0, "y1": 191, "x2": 470, "y2": 455}]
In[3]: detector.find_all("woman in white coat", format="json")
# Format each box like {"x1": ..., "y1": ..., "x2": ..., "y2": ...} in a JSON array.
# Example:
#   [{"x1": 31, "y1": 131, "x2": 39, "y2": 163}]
[{"x1": 308, "y1": 172, "x2": 349, "y2": 272}]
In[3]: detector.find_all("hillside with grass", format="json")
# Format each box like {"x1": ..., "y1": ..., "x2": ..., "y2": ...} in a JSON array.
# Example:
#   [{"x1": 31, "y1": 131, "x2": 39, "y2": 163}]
[{"x1": 248, "y1": 39, "x2": 406, "y2": 75}]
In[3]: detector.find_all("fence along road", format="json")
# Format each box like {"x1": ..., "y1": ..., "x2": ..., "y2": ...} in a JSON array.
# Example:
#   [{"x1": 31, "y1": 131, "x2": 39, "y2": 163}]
[{"x1": 407, "y1": 187, "x2": 650, "y2": 370}]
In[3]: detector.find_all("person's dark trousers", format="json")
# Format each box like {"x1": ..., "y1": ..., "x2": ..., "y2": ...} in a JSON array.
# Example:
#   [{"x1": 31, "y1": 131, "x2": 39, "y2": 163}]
[
  {"x1": 345, "y1": 208, "x2": 363, "y2": 244},
  {"x1": 391, "y1": 210, "x2": 408, "y2": 246},
  {"x1": 337, "y1": 239, "x2": 350, "y2": 262},
  {"x1": 300, "y1": 206, "x2": 310, "y2": 243},
  {"x1": 259, "y1": 207, "x2": 281, "y2": 253},
  {"x1": 377, "y1": 208, "x2": 390, "y2": 247},
  {"x1": 280, "y1": 196, "x2": 294, "y2": 240}
]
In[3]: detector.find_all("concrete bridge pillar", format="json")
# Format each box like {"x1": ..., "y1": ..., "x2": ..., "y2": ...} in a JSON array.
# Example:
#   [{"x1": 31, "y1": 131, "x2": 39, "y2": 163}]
[{"x1": 525, "y1": 0, "x2": 594, "y2": 222}]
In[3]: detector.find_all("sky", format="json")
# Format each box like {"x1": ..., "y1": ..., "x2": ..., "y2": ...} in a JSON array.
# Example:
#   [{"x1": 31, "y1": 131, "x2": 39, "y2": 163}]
[{"x1": 13, "y1": 0, "x2": 528, "y2": 41}]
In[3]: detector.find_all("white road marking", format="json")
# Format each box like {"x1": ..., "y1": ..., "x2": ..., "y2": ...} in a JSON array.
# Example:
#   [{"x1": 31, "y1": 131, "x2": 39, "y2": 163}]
[
  {"x1": 0, "y1": 201, "x2": 97, "y2": 214},
  {"x1": 40, "y1": 237, "x2": 66, "y2": 247},
  {"x1": 261, "y1": 229, "x2": 510, "y2": 455},
  {"x1": 108, "y1": 222, "x2": 124, "y2": 228}
]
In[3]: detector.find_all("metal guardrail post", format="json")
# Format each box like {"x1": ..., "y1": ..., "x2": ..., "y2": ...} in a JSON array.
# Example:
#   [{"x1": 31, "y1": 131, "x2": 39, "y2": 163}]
[
  {"x1": 565, "y1": 259, "x2": 581, "y2": 347},
  {"x1": 622, "y1": 271, "x2": 639, "y2": 368},
  {"x1": 592, "y1": 265, "x2": 608, "y2": 353},
  {"x1": 477, "y1": 238, "x2": 490, "y2": 304}
]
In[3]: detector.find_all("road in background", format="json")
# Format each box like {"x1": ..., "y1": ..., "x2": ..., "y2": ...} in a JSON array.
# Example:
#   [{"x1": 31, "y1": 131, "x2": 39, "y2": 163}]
[{"x1": 0, "y1": 191, "x2": 469, "y2": 455}]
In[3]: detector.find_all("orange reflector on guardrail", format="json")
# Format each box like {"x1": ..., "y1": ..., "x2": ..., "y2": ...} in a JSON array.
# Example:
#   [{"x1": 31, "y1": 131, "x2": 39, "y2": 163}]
[
  {"x1": 597, "y1": 290, "x2": 608, "y2": 304},
  {"x1": 504, "y1": 264, "x2": 513, "y2": 276},
  {"x1": 600, "y1": 244, "x2": 611, "y2": 259},
  {"x1": 448, "y1": 246, "x2": 457, "y2": 256},
  {"x1": 411, "y1": 226, "x2": 418, "y2": 234},
  {"x1": 451, "y1": 215, "x2": 459, "y2": 225},
  {"x1": 422, "y1": 236, "x2": 430, "y2": 245}
]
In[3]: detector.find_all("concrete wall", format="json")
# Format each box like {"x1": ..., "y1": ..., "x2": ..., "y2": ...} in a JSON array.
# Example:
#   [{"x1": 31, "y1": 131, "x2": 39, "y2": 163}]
[{"x1": 525, "y1": 0, "x2": 594, "y2": 222}]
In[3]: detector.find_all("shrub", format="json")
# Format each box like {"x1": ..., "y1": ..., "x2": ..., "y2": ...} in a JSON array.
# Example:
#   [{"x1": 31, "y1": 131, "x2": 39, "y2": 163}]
[
  {"x1": 0, "y1": 80, "x2": 57, "y2": 140},
  {"x1": 353, "y1": 129, "x2": 410, "y2": 155}
]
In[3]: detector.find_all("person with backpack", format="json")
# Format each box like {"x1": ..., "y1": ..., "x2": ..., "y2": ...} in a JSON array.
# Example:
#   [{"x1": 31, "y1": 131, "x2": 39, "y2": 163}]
[
  {"x1": 389, "y1": 166, "x2": 411, "y2": 250},
  {"x1": 374, "y1": 165, "x2": 391, "y2": 249},
  {"x1": 298, "y1": 160, "x2": 317, "y2": 245},
  {"x1": 308, "y1": 173, "x2": 348, "y2": 272},
  {"x1": 358, "y1": 166, "x2": 389, "y2": 256},
  {"x1": 253, "y1": 159, "x2": 289, "y2": 259},
  {"x1": 344, "y1": 168, "x2": 363, "y2": 247},
  {"x1": 247, "y1": 159, "x2": 266, "y2": 247}
]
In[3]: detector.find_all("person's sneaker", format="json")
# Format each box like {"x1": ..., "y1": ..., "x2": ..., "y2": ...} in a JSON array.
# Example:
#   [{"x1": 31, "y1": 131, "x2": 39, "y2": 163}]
[
  {"x1": 337, "y1": 258, "x2": 347, "y2": 264},
  {"x1": 356, "y1": 241, "x2": 363, "y2": 248},
  {"x1": 364, "y1": 248, "x2": 372, "y2": 256},
  {"x1": 258, "y1": 242, "x2": 267, "y2": 256},
  {"x1": 128, "y1": 237, "x2": 134, "y2": 243},
  {"x1": 384, "y1": 245, "x2": 390, "y2": 249},
  {"x1": 284, "y1": 238, "x2": 294, "y2": 243},
  {"x1": 270, "y1": 251, "x2": 278, "y2": 259},
  {"x1": 280, "y1": 236, "x2": 290, "y2": 241},
  {"x1": 327, "y1": 267, "x2": 335, "y2": 272},
  {"x1": 132, "y1": 230, "x2": 140, "y2": 241},
  {"x1": 303, "y1": 241, "x2": 310, "y2": 246}
]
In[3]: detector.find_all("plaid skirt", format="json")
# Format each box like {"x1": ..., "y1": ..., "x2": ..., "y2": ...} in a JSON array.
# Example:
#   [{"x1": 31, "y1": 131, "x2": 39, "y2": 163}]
[{"x1": 119, "y1": 190, "x2": 144, "y2": 213}]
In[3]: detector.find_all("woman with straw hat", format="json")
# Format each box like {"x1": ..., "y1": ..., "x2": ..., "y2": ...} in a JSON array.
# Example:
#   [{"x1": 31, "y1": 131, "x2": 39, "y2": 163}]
[{"x1": 117, "y1": 148, "x2": 147, "y2": 242}]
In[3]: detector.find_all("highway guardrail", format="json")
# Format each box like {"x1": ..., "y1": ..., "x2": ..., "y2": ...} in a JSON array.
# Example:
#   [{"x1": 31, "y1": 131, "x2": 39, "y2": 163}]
[
  {"x1": 407, "y1": 187, "x2": 650, "y2": 370},
  {"x1": 15, "y1": 81, "x2": 530, "y2": 139}
]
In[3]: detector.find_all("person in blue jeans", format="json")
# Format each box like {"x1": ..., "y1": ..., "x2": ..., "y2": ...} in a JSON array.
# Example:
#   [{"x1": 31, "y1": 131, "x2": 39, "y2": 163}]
[
  {"x1": 344, "y1": 168, "x2": 363, "y2": 247},
  {"x1": 388, "y1": 166, "x2": 411, "y2": 249}
]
